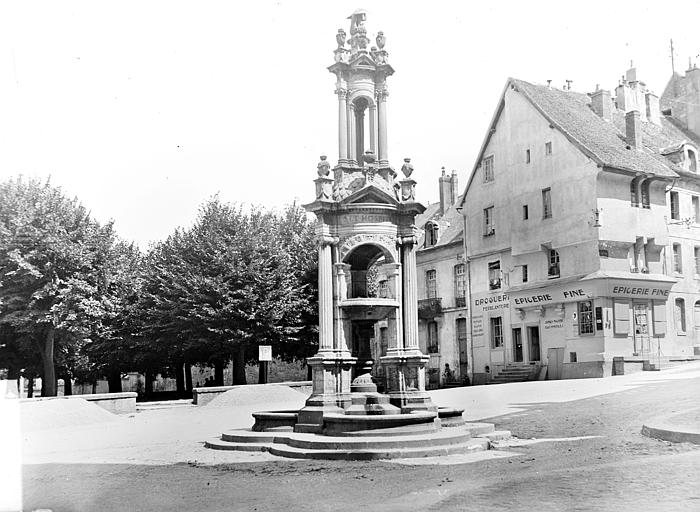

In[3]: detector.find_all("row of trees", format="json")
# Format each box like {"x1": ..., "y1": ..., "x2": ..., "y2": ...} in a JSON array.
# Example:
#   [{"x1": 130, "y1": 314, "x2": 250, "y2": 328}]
[{"x1": 0, "y1": 176, "x2": 318, "y2": 396}]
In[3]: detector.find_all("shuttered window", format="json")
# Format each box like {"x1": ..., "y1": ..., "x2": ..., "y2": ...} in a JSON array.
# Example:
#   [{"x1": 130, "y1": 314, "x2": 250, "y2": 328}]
[
  {"x1": 652, "y1": 301, "x2": 667, "y2": 336},
  {"x1": 613, "y1": 300, "x2": 630, "y2": 335}
]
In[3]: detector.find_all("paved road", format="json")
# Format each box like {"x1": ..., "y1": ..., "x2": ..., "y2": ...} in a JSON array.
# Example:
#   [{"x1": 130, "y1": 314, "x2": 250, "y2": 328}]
[{"x1": 22, "y1": 366, "x2": 700, "y2": 511}]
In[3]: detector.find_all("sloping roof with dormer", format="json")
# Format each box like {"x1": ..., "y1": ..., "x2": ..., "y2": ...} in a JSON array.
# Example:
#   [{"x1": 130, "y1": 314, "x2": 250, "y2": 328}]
[
  {"x1": 415, "y1": 194, "x2": 464, "y2": 251},
  {"x1": 459, "y1": 78, "x2": 686, "y2": 208}
]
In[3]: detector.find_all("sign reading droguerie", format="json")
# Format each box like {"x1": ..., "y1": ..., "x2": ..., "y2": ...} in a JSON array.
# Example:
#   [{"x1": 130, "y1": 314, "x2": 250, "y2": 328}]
[{"x1": 473, "y1": 294, "x2": 509, "y2": 312}]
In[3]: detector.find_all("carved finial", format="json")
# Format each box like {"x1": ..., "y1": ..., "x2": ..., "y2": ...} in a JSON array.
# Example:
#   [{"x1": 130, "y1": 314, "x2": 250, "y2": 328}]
[
  {"x1": 376, "y1": 31, "x2": 386, "y2": 49},
  {"x1": 401, "y1": 158, "x2": 414, "y2": 178},
  {"x1": 317, "y1": 155, "x2": 330, "y2": 176},
  {"x1": 348, "y1": 9, "x2": 369, "y2": 54},
  {"x1": 336, "y1": 29, "x2": 346, "y2": 49}
]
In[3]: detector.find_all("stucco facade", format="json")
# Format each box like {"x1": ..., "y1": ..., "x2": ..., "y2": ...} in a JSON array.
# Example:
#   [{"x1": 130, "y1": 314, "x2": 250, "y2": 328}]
[{"x1": 461, "y1": 69, "x2": 700, "y2": 384}]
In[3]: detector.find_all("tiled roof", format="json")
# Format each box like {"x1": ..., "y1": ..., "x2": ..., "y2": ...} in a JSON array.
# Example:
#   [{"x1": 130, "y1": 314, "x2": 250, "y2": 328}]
[
  {"x1": 415, "y1": 195, "x2": 464, "y2": 251},
  {"x1": 512, "y1": 79, "x2": 679, "y2": 178}
]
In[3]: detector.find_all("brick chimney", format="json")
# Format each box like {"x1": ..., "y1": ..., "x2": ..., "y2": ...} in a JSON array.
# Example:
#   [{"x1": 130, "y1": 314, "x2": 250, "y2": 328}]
[
  {"x1": 439, "y1": 167, "x2": 454, "y2": 215},
  {"x1": 626, "y1": 110, "x2": 642, "y2": 149},
  {"x1": 590, "y1": 89, "x2": 612, "y2": 121}
]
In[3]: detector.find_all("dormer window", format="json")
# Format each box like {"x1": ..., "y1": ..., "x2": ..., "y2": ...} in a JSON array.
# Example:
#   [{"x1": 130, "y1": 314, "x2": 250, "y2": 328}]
[
  {"x1": 425, "y1": 222, "x2": 439, "y2": 247},
  {"x1": 688, "y1": 148, "x2": 697, "y2": 173}
]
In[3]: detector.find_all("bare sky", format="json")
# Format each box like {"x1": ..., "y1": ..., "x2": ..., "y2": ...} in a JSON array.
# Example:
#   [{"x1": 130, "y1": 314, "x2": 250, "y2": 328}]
[{"x1": 1, "y1": 0, "x2": 698, "y2": 247}]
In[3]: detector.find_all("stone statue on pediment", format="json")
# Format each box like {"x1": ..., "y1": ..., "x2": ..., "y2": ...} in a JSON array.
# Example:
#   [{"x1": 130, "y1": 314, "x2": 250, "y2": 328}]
[
  {"x1": 317, "y1": 155, "x2": 331, "y2": 176},
  {"x1": 401, "y1": 157, "x2": 414, "y2": 178}
]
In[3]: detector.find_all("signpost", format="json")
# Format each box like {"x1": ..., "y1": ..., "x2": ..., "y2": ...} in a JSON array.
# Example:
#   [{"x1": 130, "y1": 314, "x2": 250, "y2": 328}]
[{"x1": 258, "y1": 345, "x2": 272, "y2": 384}]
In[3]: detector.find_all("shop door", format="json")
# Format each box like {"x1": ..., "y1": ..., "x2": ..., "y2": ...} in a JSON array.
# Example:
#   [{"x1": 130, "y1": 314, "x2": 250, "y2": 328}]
[
  {"x1": 547, "y1": 347, "x2": 565, "y2": 380},
  {"x1": 512, "y1": 328, "x2": 523, "y2": 362},
  {"x1": 632, "y1": 303, "x2": 650, "y2": 356},
  {"x1": 528, "y1": 326, "x2": 541, "y2": 362}
]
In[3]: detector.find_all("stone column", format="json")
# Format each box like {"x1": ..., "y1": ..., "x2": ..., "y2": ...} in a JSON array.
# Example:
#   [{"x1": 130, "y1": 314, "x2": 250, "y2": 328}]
[
  {"x1": 369, "y1": 104, "x2": 376, "y2": 156},
  {"x1": 334, "y1": 262, "x2": 352, "y2": 355},
  {"x1": 348, "y1": 103, "x2": 357, "y2": 165},
  {"x1": 336, "y1": 87, "x2": 348, "y2": 164},
  {"x1": 381, "y1": 262, "x2": 402, "y2": 355},
  {"x1": 401, "y1": 236, "x2": 420, "y2": 353},
  {"x1": 317, "y1": 236, "x2": 335, "y2": 354},
  {"x1": 376, "y1": 87, "x2": 388, "y2": 166}
]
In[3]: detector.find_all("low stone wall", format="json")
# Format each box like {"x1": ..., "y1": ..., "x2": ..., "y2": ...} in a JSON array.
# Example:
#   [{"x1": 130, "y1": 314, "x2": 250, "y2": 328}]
[
  {"x1": 192, "y1": 381, "x2": 313, "y2": 405},
  {"x1": 20, "y1": 392, "x2": 137, "y2": 414},
  {"x1": 561, "y1": 361, "x2": 605, "y2": 380}
]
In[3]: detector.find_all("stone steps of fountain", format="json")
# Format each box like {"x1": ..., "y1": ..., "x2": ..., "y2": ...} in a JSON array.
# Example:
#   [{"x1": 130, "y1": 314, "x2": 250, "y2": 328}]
[
  {"x1": 206, "y1": 423, "x2": 510, "y2": 460},
  {"x1": 206, "y1": 431, "x2": 491, "y2": 460},
  {"x1": 266, "y1": 438, "x2": 490, "y2": 460}
]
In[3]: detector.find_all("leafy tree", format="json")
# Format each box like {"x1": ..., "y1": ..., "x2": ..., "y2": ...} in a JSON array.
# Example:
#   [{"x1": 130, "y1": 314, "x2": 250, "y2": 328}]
[
  {"x1": 137, "y1": 197, "x2": 318, "y2": 386},
  {"x1": 0, "y1": 176, "x2": 125, "y2": 396}
]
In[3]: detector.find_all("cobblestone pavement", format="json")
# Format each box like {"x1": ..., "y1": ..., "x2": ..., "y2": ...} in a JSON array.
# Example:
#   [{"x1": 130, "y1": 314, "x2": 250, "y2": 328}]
[{"x1": 22, "y1": 369, "x2": 700, "y2": 512}]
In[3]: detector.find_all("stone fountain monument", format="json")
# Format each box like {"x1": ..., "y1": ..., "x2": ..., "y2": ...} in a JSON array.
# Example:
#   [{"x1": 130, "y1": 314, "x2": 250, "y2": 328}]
[{"x1": 206, "y1": 10, "x2": 507, "y2": 459}]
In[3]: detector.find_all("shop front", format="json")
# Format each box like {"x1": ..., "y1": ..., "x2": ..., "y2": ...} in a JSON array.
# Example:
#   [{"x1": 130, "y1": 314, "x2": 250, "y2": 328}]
[{"x1": 506, "y1": 272, "x2": 675, "y2": 380}]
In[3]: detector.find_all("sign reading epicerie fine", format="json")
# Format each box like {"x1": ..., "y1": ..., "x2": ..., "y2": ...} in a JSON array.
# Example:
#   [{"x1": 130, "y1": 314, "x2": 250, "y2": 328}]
[{"x1": 609, "y1": 284, "x2": 670, "y2": 299}]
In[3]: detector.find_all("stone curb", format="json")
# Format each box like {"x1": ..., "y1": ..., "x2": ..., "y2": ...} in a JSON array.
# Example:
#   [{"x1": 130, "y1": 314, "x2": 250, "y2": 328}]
[{"x1": 641, "y1": 409, "x2": 700, "y2": 445}]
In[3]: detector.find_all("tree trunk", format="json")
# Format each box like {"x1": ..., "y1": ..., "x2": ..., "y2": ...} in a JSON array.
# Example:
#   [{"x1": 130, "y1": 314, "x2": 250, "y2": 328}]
[
  {"x1": 41, "y1": 327, "x2": 57, "y2": 397},
  {"x1": 175, "y1": 362, "x2": 185, "y2": 396},
  {"x1": 145, "y1": 369, "x2": 154, "y2": 398},
  {"x1": 63, "y1": 374, "x2": 73, "y2": 396},
  {"x1": 107, "y1": 369, "x2": 122, "y2": 393},
  {"x1": 184, "y1": 363, "x2": 193, "y2": 391},
  {"x1": 27, "y1": 377, "x2": 34, "y2": 398},
  {"x1": 214, "y1": 361, "x2": 225, "y2": 386},
  {"x1": 232, "y1": 345, "x2": 247, "y2": 385},
  {"x1": 92, "y1": 381, "x2": 97, "y2": 394}
]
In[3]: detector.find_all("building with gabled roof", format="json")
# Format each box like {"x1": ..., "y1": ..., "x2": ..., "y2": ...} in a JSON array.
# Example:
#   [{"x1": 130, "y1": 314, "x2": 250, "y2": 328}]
[
  {"x1": 459, "y1": 67, "x2": 700, "y2": 384},
  {"x1": 413, "y1": 169, "x2": 469, "y2": 388}
]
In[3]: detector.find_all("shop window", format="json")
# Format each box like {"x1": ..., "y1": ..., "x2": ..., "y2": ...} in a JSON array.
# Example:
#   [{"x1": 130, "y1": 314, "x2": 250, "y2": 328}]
[
  {"x1": 490, "y1": 316, "x2": 504, "y2": 348},
  {"x1": 542, "y1": 188, "x2": 552, "y2": 219},
  {"x1": 522, "y1": 264, "x2": 528, "y2": 283},
  {"x1": 483, "y1": 155, "x2": 494, "y2": 183},
  {"x1": 578, "y1": 300, "x2": 594, "y2": 335},
  {"x1": 426, "y1": 269, "x2": 437, "y2": 299},
  {"x1": 670, "y1": 191, "x2": 679, "y2": 220},
  {"x1": 484, "y1": 206, "x2": 495, "y2": 236},
  {"x1": 548, "y1": 249, "x2": 560, "y2": 278},
  {"x1": 427, "y1": 321, "x2": 439, "y2": 353},
  {"x1": 652, "y1": 301, "x2": 667, "y2": 336},
  {"x1": 673, "y1": 243, "x2": 682, "y2": 274},
  {"x1": 613, "y1": 300, "x2": 630, "y2": 335},
  {"x1": 488, "y1": 261, "x2": 501, "y2": 290},
  {"x1": 674, "y1": 298, "x2": 686, "y2": 333},
  {"x1": 453, "y1": 264, "x2": 466, "y2": 307}
]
